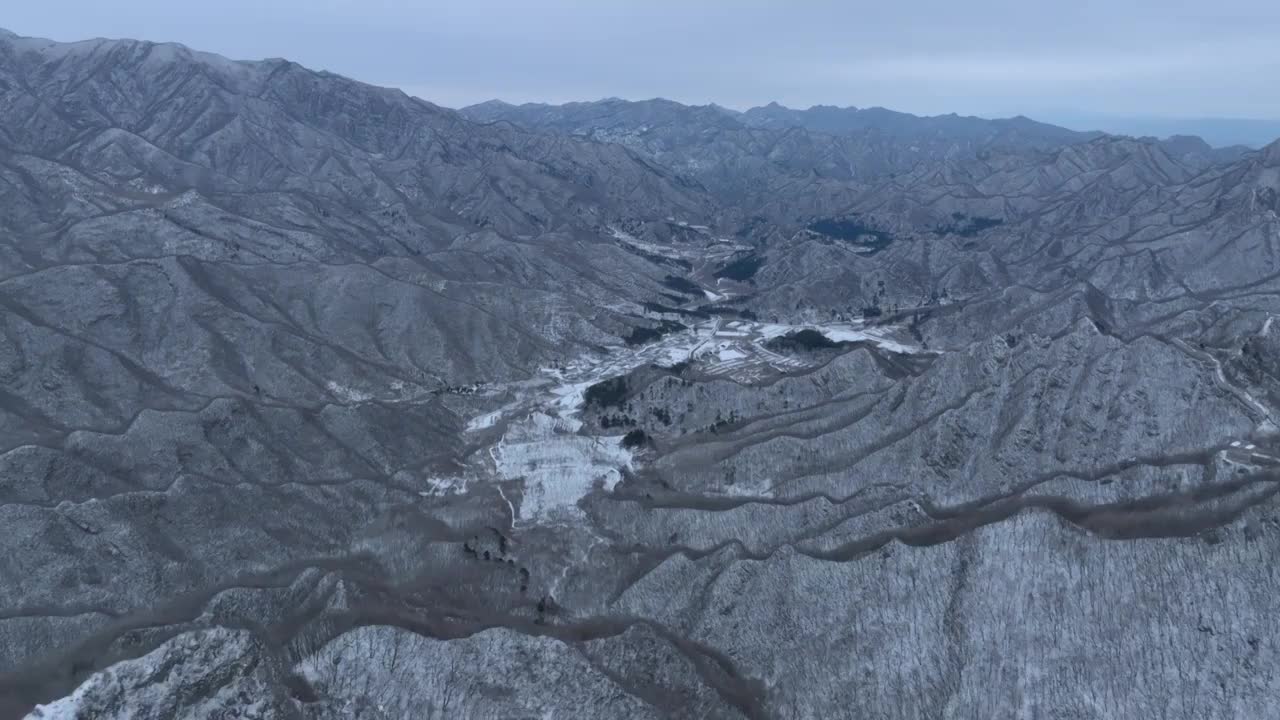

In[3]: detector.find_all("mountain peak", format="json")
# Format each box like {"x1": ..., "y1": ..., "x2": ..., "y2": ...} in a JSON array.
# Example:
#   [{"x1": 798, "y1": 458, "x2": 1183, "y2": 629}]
[
  {"x1": 0, "y1": 27, "x2": 252, "y2": 77},
  {"x1": 466, "y1": 99, "x2": 516, "y2": 110},
  {"x1": 707, "y1": 102, "x2": 741, "y2": 116},
  {"x1": 1264, "y1": 137, "x2": 1280, "y2": 164}
]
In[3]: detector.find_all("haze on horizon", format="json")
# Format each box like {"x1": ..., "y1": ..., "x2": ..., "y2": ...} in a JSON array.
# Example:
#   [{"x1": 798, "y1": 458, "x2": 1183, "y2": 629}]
[{"x1": 7, "y1": 0, "x2": 1280, "y2": 146}]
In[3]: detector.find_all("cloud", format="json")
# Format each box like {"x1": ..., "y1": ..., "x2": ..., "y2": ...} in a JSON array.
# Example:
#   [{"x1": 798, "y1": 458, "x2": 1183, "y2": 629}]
[{"x1": 4, "y1": 0, "x2": 1280, "y2": 118}]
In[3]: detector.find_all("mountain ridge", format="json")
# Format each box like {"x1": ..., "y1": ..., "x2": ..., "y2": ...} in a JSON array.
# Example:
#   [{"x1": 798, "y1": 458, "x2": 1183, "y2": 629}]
[{"x1": 463, "y1": 95, "x2": 1260, "y2": 156}]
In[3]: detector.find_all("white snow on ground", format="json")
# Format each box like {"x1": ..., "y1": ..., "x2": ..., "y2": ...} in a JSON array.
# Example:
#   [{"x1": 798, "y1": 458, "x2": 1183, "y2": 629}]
[
  {"x1": 1221, "y1": 440, "x2": 1280, "y2": 470},
  {"x1": 26, "y1": 694, "x2": 78, "y2": 720},
  {"x1": 816, "y1": 322, "x2": 930, "y2": 355},
  {"x1": 22, "y1": 629, "x2": 275, "y2": 720},
  {"x1": 757, "y1": 323, "x2": 798, "y2": 339},
  {"x1": 547, "y1": 379, "x2": 594, "y2": 414},
  {"x1": 465, "y1": 322, "x2": 720, "y2": 522},
  {"x1": 715, "y1": 320, "x2": 928, "y2": 358},
  {"x1": 165, "y1": 190, "x2": 200, "y2": 209},
  {"x1": 466, "y1": 408, "x2": 507, "y2": 432},
  {"x1": 416, "y1": 475, "x2": 470, "y2": 496},
  {"x1": 606, "y1": 225, "x2": 747, "y2": 264},
  {"x1": 324, "y1": 381, "x2": 374, "y2": 403},
  {"x1": 1176, "y1": 336, "x2": 1276, "y2": 426},
  {"x1": 607, "y1": 226, "x2": 684, "y2": 260},
  {"x1": 491, "y1": 412, "x2": 632, "y2": 522},
  {"x1": 463, "y1": 317, "x2": 932, "y2": 521}
]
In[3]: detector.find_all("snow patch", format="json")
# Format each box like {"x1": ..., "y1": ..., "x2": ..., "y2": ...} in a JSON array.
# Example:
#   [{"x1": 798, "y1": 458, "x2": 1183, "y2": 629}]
[
  {"x1": 460, "y1": 317, "x2": 930, "y2": 524},
  {"x1": 467, "y1": 403, "x2": 516, "y2": 432},
  {"x1": 325, "y1": 381, "x2": 373, "y2": 403},
  {"x1": 492, "y1": 412, "x2": 632, "y2": 522},
  {"x1": 819, "y1": 325, "x2": 924, "y2": 355},
  {"x1": 717, "y1": 348, "x2": 747, "y2": 361},
  {"x1": 416, "y1": 475, "x2": 470, "y2": 496}
]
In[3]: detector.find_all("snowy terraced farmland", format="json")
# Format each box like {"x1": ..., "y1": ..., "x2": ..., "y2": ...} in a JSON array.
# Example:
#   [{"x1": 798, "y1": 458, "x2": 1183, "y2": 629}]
[
  {"x1": 463, "y1": 317, "x2": 928, "y2": 520},
  {"x1": 698, "y1": 335, "x2": 806, "y2": 383},
  {"x1": 607, "y1": 225, "x2": 749, "y2": 264},
  {"x1": 695, "y1": 319, "x2": 927, "y2": 382},
  {"x1": 490, "y1": 412, "x2": 632, "y2": 522},
  {"x1": 464, "y1": 323, "x2": 718, "y2": 521}
]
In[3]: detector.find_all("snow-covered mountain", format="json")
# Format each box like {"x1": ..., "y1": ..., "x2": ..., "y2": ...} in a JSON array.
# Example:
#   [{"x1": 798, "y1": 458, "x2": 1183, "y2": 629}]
[{"x1": 5, "y1": 28, "x2": 1280, "y2": 720}]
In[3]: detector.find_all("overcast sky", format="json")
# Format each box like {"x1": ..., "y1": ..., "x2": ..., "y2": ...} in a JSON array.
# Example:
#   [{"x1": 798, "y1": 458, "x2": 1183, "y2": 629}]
[{"x1": 6, "y1": 0, "x2": 1280, "y2": 121}]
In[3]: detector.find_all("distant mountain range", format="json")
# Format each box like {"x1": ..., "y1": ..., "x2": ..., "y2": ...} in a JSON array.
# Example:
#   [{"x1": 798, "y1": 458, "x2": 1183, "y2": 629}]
[
  {"x1": 462, "y1": 97, "x2": 1258, "y2": 171},
  {"x1": 1041, "y1": 110, "x2": 1280, "y2": 149}
]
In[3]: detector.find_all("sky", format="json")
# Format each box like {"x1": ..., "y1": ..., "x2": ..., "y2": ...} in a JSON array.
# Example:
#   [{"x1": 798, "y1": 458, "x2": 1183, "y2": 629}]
[{"x1": 6, "y1": 0, "x2": 1280, "y2": 127}]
